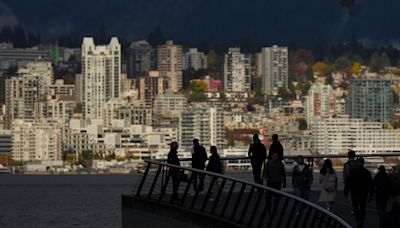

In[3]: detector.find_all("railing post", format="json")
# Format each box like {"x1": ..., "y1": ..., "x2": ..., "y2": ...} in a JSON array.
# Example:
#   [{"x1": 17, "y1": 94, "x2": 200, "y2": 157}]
[
  {"x1": 210, "y1": 178, "x2": 226, "y2": 215},
  {"x1": 239, "y1": 185, "x2": 255, "y2": 224},
  {"x1": 230, "y1": 183, "x2": 246, "y2": 221},
  {"x1": 201, "y1": 175, "x2": 217, "y2": 212},
  {"x1": 147, "y1": 165, "x2": 162, "y2": 199},
  {"x1": 158, "y1": 171, "x2": 172, "y2": 201},
  {"x1": 135, "y1": 162, "x2": 151, "y2": 196},
  {"x1": 220, "y1": 181, "x2": 236, "y2": 217},
  {"x1": 248, "y1": 188, "x2": 263, "y2": 227}
]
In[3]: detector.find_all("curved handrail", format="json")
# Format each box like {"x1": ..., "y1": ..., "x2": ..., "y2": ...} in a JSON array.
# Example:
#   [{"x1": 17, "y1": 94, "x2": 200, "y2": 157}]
[{"x1": 136, "y1": 158, "x2": 352, "y2": 228}]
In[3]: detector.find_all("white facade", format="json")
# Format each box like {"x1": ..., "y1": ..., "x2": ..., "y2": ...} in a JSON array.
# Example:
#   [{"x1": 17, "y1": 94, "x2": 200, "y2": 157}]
[
  {"x1": 153, "y1": 93, "x2": 187, "y2": 116},
  {"x1": 157, "y1": 40, "x2": 182, "y2": 92},
  {"x1": 5, "y1": 60, "x2": 54, "y2": 129},
  {"x1": 223, "y1": 48, "x2": 252, "y2": 93},
  {"x1": 261, "y1": 46, "x2": 288, "y2": 95},
  {"x1": 312, "y1": 115, "x2": 400, "y2": 154},
  {"x1": 305, "y1": 83, "x2": 336, "y2": 128},
  {"x1": 81, "y1": 37, "x2": 121, "y2": 120},
  {"x1": 12, "y1": 119, "x2": 61, "y2": 161},
  {"x1": 183, "y1": 48, "x2": 207, "y2": 70},
  {"x1": 179, "y1": 106, "x2": 225, "y2": 150}
]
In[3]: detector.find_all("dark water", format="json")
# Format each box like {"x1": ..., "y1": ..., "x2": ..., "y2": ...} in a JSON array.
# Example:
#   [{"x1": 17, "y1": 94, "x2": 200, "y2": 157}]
[{"x1": 0, "y1": 175, "x2": 140, "y2": 228}]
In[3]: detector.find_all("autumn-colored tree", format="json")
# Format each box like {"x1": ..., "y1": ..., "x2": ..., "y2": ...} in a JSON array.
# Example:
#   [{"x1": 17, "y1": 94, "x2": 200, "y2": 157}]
[
  {"x1": 294, "y1": 49, "x2": 315, "y2": 65},
  {"x1": 351, "y1": 62, "x2": 361, "y2": 75},
  {"x1": 190, "y1": 80, "x2": 208, "y2": 101}
]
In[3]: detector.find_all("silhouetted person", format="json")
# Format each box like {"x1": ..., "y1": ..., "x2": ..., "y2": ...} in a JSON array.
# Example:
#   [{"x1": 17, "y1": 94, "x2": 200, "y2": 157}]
[
  {"x1": 206, "y1": 146, "x2": 222, "y2": 174},
  {"x1": 292, "y1": 155, "x2": 313, "y2": 200},
  {"x1": 248, "y1": 134, "x2": 266, "y2": 185},
  {"x1": 343, "y1": 150, "x2": 359, "y2": 214},
  {"x1": 268, "y1": 134, "x2": 283, "y2": 161},
  {"x1": 373, "y1": 166, "x2": 392, "y2": 228},
  {"x1": 206, "y1": 146, "x2": 222, "y2": 201},
  {"x1": 318, "y1": 159, "x2": 337, "y2": 211},
  {"x1": 191, "y1": 138, "x2": 207, "y2": 192},
  {"x1": 264, "y1": 152, "x2": 286, "y2": 212},
  {"x1": 167, "y1": 141, "x2": 180, "y2": 200},
  {"x1": 345, "y1": 158, "x2": 373, "y2": 228}
]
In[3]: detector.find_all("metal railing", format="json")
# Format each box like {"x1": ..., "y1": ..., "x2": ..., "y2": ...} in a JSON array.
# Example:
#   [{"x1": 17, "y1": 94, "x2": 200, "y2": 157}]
[{"x1": 135, "y1": 159, "x2": 352, "y2": 228}]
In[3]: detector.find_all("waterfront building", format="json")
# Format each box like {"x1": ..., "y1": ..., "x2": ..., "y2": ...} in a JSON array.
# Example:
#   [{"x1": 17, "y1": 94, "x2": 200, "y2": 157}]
[
  {"x1": 346, "y1": 77, "x2": 393, "y2": 122},
  {"x1": 12, "y1": 119, "x2": 61, "y2": 161},
  {"x1": 261, "y1": 46, "x2": 288, "y2": 95},
  {"x1": 182, "y1": 48, "x2": 207, "y2": 70},
  {"x1": 157, "y1": 40, "x2": 182, "y2": 92},
  {"x1": 81, "y1": 37, "x2": 121, "y2": 120},
  {"x1": 223, "y1": 47, "x2": 252, "y2": 93},
  {"x1": 312, "y1": 115, "x2": 400, "y2": 154}
]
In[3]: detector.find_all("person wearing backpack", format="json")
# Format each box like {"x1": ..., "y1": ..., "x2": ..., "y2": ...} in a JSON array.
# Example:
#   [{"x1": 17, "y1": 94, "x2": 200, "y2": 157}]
[{"x1": 318, "y1": 159, "x2": 337, "y2": 211}]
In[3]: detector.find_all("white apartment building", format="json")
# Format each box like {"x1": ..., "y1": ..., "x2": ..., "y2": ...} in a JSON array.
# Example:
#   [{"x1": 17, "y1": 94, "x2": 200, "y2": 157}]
[
  {"x1": 261, "y1": 46, "x2": 288, "y2": 95},
  {"x1": 5, "y1": 60, "x2": 53, "y2": 129},
  {"x1": 305, "y1": 83, "x2": 336, "y2": 128},
  {"x1": 312, "y1": 115, "x2": 400, "y2": 154},
  {"x1": 81, "y1": 37, "x2": 121, "y2": 120},
  {"x1": 182, "y1": 48, "x2": 207, "y2": 70},
  {"x1": 45, "y1": 79, "x2": 75, "y2": 100},
  {"x1": 179, "y1": 106, "x2": 225, "y2": 150},
  {"x1": 157, "y1": 40, "x2": 182, "y2": 92},
  {"x1": 224, "y1": 48, "x2": 252, "y2": 93},
  {"x1": 34, "y1": 96, "x2": 77, "y2": 126},
  {"x1": 153, "y1": 92, "x2": 187, "y2": 116},
  {"x1": 12, "y1": 119, "x2": 61, "y2": 161}
]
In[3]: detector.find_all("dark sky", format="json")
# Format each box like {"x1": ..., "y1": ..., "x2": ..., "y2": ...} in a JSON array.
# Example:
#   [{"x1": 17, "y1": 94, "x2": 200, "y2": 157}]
[{"x1": 0, "y1": 0, "x2": 399, "y2": 46}]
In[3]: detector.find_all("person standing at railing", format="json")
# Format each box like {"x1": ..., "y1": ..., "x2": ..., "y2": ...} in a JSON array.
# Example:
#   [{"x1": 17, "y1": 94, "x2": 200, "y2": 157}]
[
  {"x1": 268, "y1": 134, "x2": 283, "y2": 161},
  {"x1": 248, "y1": 134, "x2": 267, "y2": 185},
  {"x1": 344, "y1": 158, "x2": 374, "y2": 228},
  {"x1": 191, "y1": 138, "x2": 208, "y2": 192},
  {"x1": 167, "y1": 141, "x2": 181, "y2": 200},
  {"x1": 318, "y1": 159, "x2": 337, "y2": 211},
  {"x1": 264, "y1": 152, "x2": 286, "y2": 212},
  {"x1": 292, "y1": 155, "x2": 313, "y2": 200},
  {"x1": 206, "y1": 146, "x2": 222, "y2": 201},
  {"x1": 343, "y1": 150, "x2": 359, "y2": 215}
]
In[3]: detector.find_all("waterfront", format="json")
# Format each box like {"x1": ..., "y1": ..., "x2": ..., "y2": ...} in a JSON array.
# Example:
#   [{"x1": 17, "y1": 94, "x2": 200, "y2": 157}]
[{"x1": 0, "y1": 175, "x2": 139, "y2": 228}]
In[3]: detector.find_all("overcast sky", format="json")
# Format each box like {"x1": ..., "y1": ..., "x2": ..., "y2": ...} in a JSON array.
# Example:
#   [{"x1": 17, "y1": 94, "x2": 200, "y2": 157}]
[{"x1": 0, "y1": 0, "x2": 399, "y2": 46}]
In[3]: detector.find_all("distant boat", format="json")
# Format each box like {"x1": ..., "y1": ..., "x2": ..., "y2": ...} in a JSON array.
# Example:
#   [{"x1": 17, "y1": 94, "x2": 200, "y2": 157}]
[{"x1": 0, "y1": 164, "x2": 11, "y2": 174}]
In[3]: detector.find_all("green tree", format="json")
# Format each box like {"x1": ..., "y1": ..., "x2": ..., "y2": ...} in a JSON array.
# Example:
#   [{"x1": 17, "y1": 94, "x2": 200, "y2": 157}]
[
  {"x1": 278, "y1": 87, "x2": 295, "y2": 100},
  {"x1": 207, "y1": 50, "x2": 220, "y2": 71},
  {"x1": 297, "y1": 118, "x2": 308, "y2": 130},
  {"x1": 380, "y1": 52, "x2": 391, "y2": 69},
  {"x1": 334, "y1": 56, "x2": 351, "y2": 72},
  {"x1": 305, "y1": 65, "x2": 314, "y2": 82},
  {"x1": 288, "y1": 52, "x2": 297, "y2": 83},
  {"x1": 73, "y1": 103, "x2": 82, "y2": 113},
  {"x1": 369, "y1": 52, "x2": 381, "y2": 72}
]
